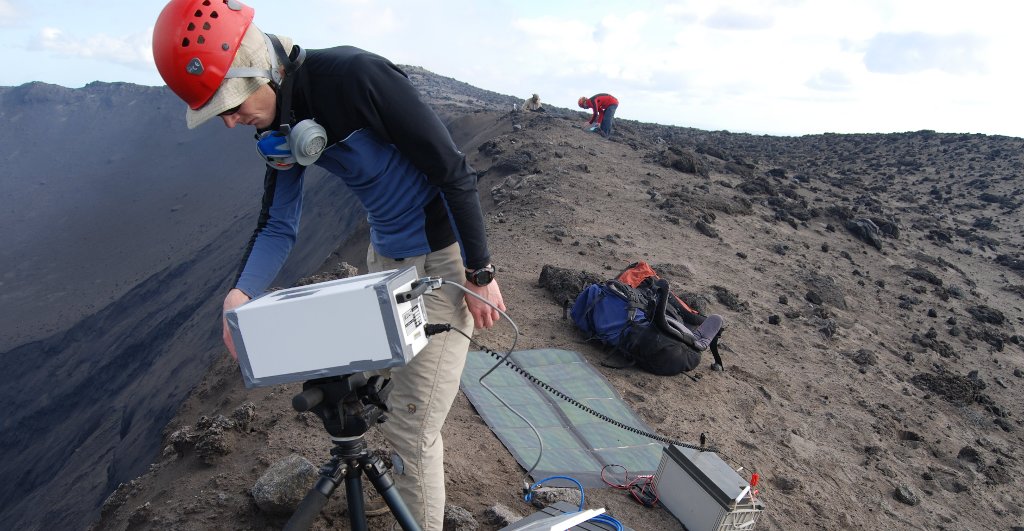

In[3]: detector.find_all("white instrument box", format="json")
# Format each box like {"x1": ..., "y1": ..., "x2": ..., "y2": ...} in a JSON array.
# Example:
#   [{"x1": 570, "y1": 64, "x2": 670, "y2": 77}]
[{"x1": 226, "y1": 267, "x2": 428, "y2": 388}]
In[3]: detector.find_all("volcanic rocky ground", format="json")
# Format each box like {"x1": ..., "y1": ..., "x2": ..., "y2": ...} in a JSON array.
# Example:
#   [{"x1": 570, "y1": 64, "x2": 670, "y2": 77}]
[{"x1": 92, "y1": 76, "x2": 1023, "y2": 530}]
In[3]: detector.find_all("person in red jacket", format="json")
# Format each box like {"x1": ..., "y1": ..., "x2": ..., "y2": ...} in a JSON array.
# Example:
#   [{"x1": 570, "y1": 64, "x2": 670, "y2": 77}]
[{"x1": 578, "y1": 93, "x2": 619, "y2": 138}]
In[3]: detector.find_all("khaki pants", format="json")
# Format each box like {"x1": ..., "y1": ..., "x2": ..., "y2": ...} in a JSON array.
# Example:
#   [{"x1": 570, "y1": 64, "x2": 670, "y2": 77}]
[{"x1": 366, "y1": 242, "x2": 473, "y2": 531}]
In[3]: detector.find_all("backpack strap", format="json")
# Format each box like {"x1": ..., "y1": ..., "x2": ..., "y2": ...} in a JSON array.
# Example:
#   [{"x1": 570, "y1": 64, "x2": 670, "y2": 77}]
[
  {"x1": 709, "y1": 333, "x2": 724, "y2": 371},
  {"x1": 650, "y1": 279, "x2": 692, "y2": 344},
  {"x1": 606, "y1": 279, "x2": 645, "y2": 327}
]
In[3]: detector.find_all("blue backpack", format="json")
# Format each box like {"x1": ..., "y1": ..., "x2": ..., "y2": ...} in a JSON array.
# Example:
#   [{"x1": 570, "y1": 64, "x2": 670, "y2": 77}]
[{"x1": 570, "y1": 280, "x2": 647, "y2": 347}]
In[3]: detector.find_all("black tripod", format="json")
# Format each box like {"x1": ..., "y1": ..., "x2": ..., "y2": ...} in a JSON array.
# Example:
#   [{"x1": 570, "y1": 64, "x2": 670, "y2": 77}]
[{"x1": 284, "y1": 372, "x2": 421, "y2": 531}]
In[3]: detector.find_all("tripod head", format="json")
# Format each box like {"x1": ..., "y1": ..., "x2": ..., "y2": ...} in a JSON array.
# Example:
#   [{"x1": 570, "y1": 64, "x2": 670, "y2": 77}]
[
  {"x1": 286, "y1": 372, "x2": 420, "y2": 530},
  {"x1": 292, "y1": 372, "x2": 392, "y2": 439}
]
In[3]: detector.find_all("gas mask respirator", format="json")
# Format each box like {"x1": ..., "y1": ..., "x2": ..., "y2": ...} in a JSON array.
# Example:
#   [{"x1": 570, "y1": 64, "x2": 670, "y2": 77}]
[
  {"x1": 247, "y1": 34, "x2": 328, "y2": 170},
  {"x1": 256, "y1": 120, "x2": 327, "y2": 170}
]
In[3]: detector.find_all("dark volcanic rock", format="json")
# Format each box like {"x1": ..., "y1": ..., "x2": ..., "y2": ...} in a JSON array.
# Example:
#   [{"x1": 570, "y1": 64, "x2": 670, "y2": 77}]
[
  {"x1": 657, "y1": 145, "x2": 710, "y2": 177},
  {"x1": 845, "y1": 218, "x2": 883, "y2": 250},
  {"x1": 676, "y1": 291, "x2": 712, "y2": 315},
  {"x1": 737, "y1": 177, "x2": 777, "y2": 197},
  {"x1": 995, "y1": 254, "x2": 1024, "y2": 273},
  {"x1": 488, "y1": 150, "x2": 536, "y2": 176},
  {"x1": 843, "y1": 349, "x2": 877, "y2": 366},
  {"x1": 538, "y1": 265, "x2": 603, "y2": 306},
  {"x1": 819, "y1": 319, "x2": 838, "y2": 339},
  {"x1": 712, "y1": 286, "x2": 749, "y2": 312},
  {"x1": 956, "y1": 446, "x2": 983, "y2": 466},
  {"x1": 894, "y1": 485, "x2": 920, "y2": 506},
  {"x1": 912, "y1": 333, "x2": 957, "y2": 358},
  {"x1": 804, "y1": 273, "x2": 848, "y2": 309},
  {"x1": 910, "y1": 372, "x2": 985, "y2": 406},
  {"x1": 963, "y1": 325, "x2": 1006, "y2": 351},
  {"x1": 906, "y1": 267, "x2": 943, "y2": 286},
  {"x1": 194, "y1": 415, "x2": 235, "y2": 465},
  {"x1": 250, "y1": 454, "x2": 319, "y2": 515},
  {"x1": 772, "y1": 476, "x2": 801, "y2": 492},
  {"x1": 444, "y1": 505, "x2": 479, "y2": 530},
  {"x1": 967, "y1": 305, "x2": 1006, "y2": 325},
  {"x1": 694, "y1": 220, "x2": 719, "y2": 238},
  {"x1": 875, "y1": 219, "x2": 901, "y2": 239},
  {"x1": 973, "y1": 217, "x2": 997, "y2": 230}
]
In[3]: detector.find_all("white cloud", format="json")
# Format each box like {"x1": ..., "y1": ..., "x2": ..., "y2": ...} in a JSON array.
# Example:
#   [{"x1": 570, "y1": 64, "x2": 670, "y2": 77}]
[
  {"x1": 863, "y1": 32, "x2": 988, "y2": 75},
  {"x1": 704, "y1": 6, "x2": 774, "y2": 30},
  {"x1": 806, "y1": 69, "x2": 853, "y2": 92},
  {"x1": 31, "y1": 26, "x2": 154, "y2": 70},
  {"x1": 319, "y1": 5, "x2": 400, "y2": 42},
  {"x1": 0, "y1": 0, "x2": 18, "y2": 24}
]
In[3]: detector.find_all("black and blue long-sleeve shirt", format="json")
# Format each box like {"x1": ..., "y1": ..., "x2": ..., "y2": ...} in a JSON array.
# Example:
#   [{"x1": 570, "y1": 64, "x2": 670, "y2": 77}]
[{"x1": 234, "y1": 46, "x2": 490, "y2": 297}]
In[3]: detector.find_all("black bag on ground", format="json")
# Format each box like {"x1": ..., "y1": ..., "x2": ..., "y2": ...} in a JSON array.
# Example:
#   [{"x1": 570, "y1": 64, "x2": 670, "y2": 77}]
[{"x1": 618, "y1": 279, "x2": 723, "y2": 375}]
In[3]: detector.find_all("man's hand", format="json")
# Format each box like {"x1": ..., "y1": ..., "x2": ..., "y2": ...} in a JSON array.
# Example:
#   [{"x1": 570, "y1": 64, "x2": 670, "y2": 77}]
[
  {"x1": 222, "y1": 288, "x2": 251, "y2": 361},
  {"x1": 464, "y1": 279, "x2": 506, "y2": 329}
]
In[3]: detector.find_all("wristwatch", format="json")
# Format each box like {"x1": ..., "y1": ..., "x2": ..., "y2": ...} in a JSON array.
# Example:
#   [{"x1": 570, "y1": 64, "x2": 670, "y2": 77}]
[{"x1": 465, "y1": 264, "x2": 496, "y2": 286}]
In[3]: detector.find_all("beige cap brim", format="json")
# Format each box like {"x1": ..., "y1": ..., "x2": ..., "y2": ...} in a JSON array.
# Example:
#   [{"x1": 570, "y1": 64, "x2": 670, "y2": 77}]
[{"x1": 185, "y1": 76, "x2": 266, "y2": 129}]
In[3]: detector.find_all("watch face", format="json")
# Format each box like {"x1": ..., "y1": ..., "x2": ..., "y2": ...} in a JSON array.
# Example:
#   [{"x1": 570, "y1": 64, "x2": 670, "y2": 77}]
[
  {"x1": 474, "y1": 269, "x2": 494, "y2": 285},
  {"x1": 469, "y1": 267, "x2": 494, "y2": 286}
]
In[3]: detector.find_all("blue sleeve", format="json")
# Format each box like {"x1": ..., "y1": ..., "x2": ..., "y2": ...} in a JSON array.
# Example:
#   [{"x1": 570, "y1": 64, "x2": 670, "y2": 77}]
[{"x1": 235, "y1": 166, "x2": 304, "y2": 297}]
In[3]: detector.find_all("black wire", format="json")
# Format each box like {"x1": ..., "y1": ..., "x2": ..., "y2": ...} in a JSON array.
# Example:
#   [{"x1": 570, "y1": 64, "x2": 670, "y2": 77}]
[{"x1": 451, "y1": 328, "x2": 719, "y2": 454}]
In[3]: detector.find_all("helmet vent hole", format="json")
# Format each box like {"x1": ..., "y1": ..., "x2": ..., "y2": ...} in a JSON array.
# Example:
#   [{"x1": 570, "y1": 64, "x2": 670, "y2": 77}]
[
  {"x1": 193, "y1": 9, "x2": 202, "y2": 17},
  {"x1": 210, "y1": 11, "x2": 219, "y2": 18},
  {"x1": 203, "y1": 22, "x2": 211, "y2": 30},
  {"x1": 186, "y1": 22, "x2": 195, "y2": 31},
  {"x1": 202, "y1": 0, "x2": 211, "y2": 5},
  {"x1": 181, "y1": 37, "x2": 190, "y2": 47},
  {"x1": 197, "y1": 35, "x2": 206, "y2": 44}
]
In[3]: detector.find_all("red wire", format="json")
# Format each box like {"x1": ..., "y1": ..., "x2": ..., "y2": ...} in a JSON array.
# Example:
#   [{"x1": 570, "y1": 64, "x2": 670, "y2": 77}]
[
  {"x1": 600, "y1": 464, "x2": 630, "y2": 489},
  {"x1": 602, "y1": 465, "x2": 659, "y2": 506}
]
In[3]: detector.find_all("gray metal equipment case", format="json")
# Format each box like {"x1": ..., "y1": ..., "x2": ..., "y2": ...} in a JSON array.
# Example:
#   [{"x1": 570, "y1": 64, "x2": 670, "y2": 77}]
[
  {"x1": 225, "y1": 267, "x2": 428, "y2": 388},
  {"x1": 653, "y1": 445, "x2": 764, "y2": 531}
]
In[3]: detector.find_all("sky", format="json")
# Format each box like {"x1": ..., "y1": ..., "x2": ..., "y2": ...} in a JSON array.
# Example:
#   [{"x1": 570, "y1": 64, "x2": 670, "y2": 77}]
[{"x1": 1, "y1": 0, "x2": 1022, "y2": 138}]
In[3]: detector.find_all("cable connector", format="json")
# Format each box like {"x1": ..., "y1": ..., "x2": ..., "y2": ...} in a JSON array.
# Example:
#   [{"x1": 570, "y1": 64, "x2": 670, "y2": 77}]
[
  {"x1": 416, "y1": 276, "x2": 445, "y2": 290},
  {"x1": 424, "y1": 323, "x2": 451, "y2": 336},
  {"x1": 396, "y1": 277, "x2": 445, "y2": 304}
]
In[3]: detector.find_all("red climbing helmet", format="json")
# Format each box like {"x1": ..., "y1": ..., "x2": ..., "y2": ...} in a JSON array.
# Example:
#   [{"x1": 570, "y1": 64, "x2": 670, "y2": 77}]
[
  {"x1": 578, "y1": 96, "x2": 588, "y2": 108},
  {"x1": 152, "y1": 0, "x2": 255, "y2": 110}
]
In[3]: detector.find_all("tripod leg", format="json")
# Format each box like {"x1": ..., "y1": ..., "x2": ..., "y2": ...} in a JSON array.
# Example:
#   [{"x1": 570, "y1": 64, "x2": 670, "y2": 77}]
[
  {"x1": 363, "y1": 457, "x2": 421, "y2": 531},
  {"x1": 345, "y1": 473, "x2": 368, "y2": 531},
  {"x1": 284, "y1": 474, "x2": 340, "y2": 531}
]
